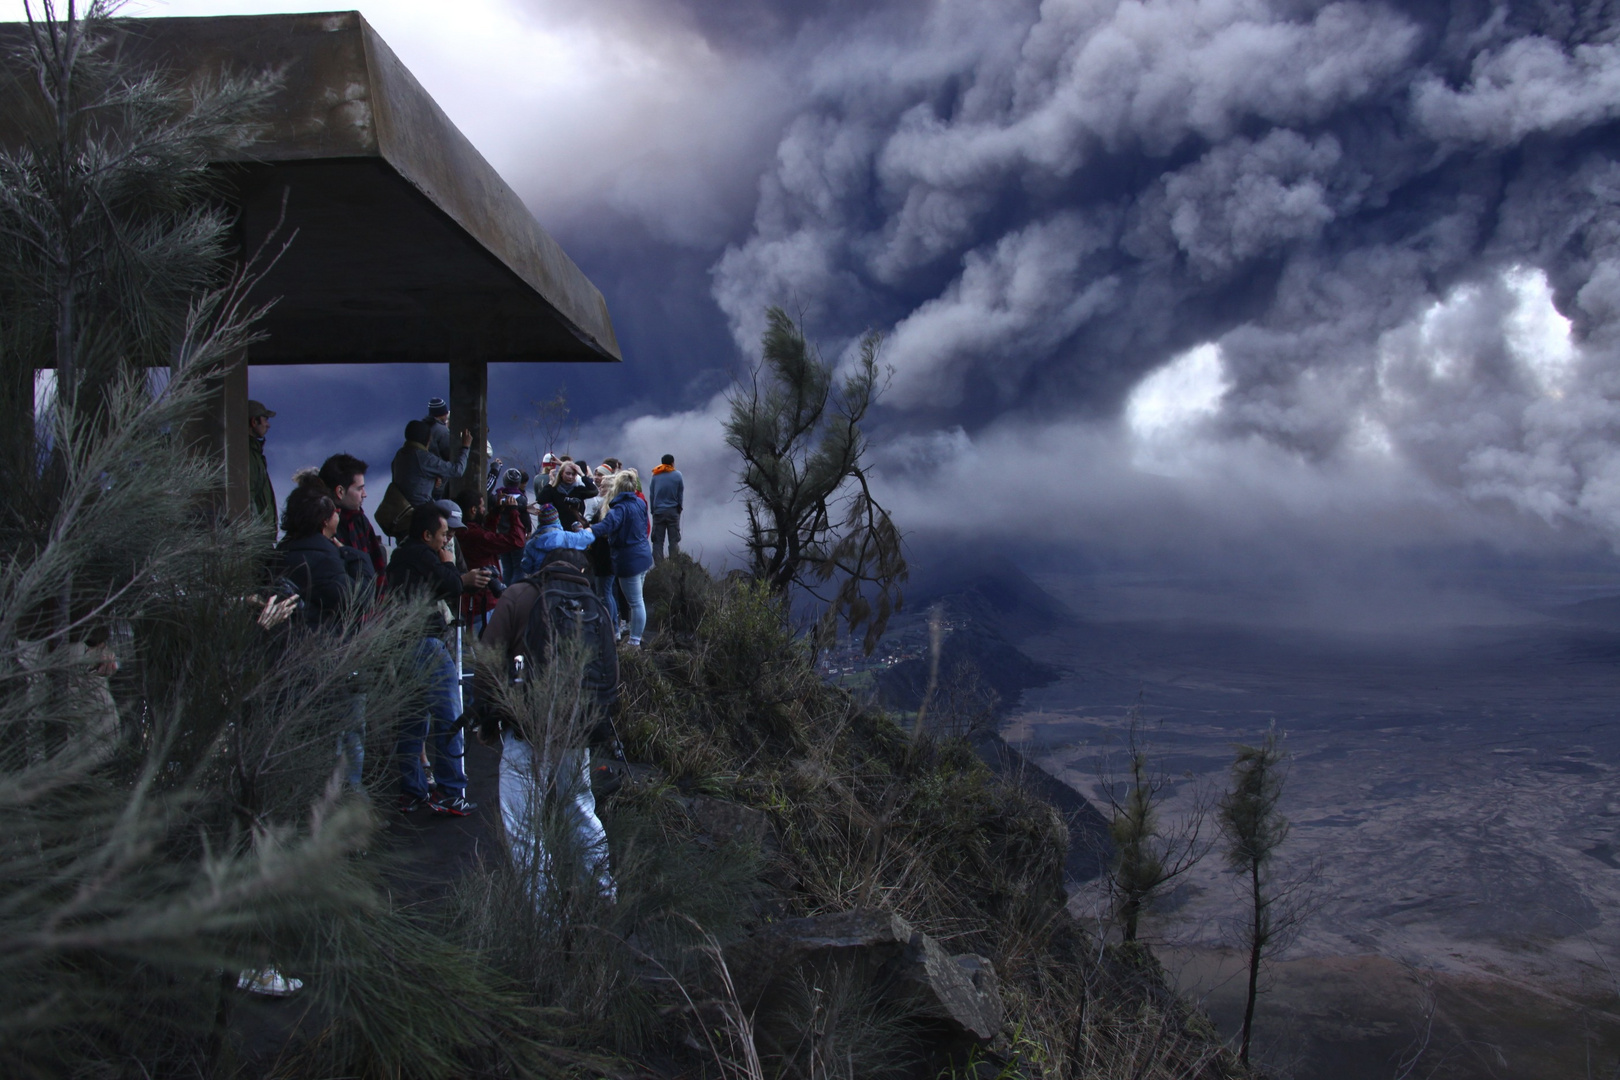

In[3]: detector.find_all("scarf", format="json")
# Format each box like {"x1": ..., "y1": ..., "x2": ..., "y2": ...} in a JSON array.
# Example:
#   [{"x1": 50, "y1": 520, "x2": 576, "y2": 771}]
[{"x1": 651, "y1": 464, "x2": 674, "y2": 475}]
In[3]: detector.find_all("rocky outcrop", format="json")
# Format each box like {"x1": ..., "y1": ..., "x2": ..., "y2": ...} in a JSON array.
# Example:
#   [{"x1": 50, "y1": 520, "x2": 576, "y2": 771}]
[{"x1": 727, "y1": 909, "x2": 1005, "y2": 1042}]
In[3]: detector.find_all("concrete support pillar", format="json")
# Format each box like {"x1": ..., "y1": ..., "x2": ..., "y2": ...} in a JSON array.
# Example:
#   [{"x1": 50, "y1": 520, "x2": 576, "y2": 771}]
[
  {"x1": 220, "y1": 358, "x2": 251, "y2": 519},
  {"x1": 177, "y1": 354, "x2": 249, "y2": 521},
  {"x1": 448, "y1": 358, "x2": 487, "y2": 502}
]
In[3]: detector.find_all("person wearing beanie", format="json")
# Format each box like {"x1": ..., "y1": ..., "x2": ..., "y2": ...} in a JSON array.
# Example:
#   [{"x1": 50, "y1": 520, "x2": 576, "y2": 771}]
[
  {"x1": 423, "y1": 396, "x2": 454, "y2": 463},
  {"x1": 494, "y1": 467, "x2": 531, "y2": 584},
  {"x1": 518, "y1": 502, "x2": 595, "y2": 577}
]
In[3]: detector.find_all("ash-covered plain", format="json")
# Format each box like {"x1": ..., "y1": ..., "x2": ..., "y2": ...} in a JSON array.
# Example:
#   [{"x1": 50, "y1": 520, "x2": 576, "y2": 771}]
[{"x1": 961, "y1": 567, "x2": 1620, "y2": 1078}]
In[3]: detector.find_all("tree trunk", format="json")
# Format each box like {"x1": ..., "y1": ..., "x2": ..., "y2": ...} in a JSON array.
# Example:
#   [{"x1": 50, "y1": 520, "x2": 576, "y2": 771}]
[{"x1": 1240, "y1": 859, "x2": 1261, "y2": 1064}]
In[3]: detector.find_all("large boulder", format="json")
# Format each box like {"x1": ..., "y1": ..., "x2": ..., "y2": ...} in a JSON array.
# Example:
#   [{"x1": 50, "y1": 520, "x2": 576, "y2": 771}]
[{"x1": 727, "y1": 908, "x2": 1004, "y2": 1042}]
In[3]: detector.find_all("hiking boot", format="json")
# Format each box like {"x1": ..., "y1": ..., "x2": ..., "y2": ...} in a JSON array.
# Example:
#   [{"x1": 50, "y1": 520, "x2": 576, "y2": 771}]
[
  {"x1": 428, "y1": 790, "x2": 477, "y2": 817},
  {"x1": 398, "y1": 794, "x2": 426, "y2": 814}
]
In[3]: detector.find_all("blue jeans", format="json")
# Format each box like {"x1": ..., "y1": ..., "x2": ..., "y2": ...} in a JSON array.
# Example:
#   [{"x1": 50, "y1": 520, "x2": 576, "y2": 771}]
[
  {"x1": 397, "y1": 637, "x2": 467, "y2": 799},
  {"x1": 338, "y1": 688, "x2": 365, "y2": 791},
  {"x1": 618, "y1": 571, "x2": 647, "y2": 643},
  {"x1": 499, "y1": 732, "x2": 614, "y2": 901}
]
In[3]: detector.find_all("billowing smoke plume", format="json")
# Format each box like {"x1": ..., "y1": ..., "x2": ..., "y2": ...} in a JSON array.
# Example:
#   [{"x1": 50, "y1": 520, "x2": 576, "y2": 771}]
[{"x1": 689, "y1": 0, "x2": 1620, "y2": 565}]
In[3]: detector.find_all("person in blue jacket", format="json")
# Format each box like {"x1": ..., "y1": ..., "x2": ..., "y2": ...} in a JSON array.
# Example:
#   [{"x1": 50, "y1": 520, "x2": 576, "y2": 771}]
[
  {"x1": 590, "y1": 471, "x2": 653, "y2": 647},
  {"x1": 518, "y1": 503, "x2": 595, "y2": 577}
]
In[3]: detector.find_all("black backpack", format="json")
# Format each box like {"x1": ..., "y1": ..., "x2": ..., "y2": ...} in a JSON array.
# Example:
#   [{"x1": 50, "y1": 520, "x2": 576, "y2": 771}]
[{"x1": 522, "y1": 548, "x2": 620, "y2": 722}]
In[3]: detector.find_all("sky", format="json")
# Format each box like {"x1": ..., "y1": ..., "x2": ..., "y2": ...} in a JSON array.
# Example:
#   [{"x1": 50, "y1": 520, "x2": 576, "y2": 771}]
[{"x1": 18, "y1": 0, "x2": 1620, "y2": 620}]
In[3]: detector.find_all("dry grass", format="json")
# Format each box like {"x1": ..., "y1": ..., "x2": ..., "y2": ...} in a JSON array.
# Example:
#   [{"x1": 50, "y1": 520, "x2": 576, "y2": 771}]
[{"x1": 621, "y1": 561, "x2": 1247, "y2": 1080}]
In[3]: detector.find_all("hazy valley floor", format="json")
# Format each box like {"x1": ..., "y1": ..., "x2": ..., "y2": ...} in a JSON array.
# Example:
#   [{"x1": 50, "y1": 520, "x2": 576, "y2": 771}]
[{"x1": 999, "y1": 571, "x2": 1620, "y2": 1078}]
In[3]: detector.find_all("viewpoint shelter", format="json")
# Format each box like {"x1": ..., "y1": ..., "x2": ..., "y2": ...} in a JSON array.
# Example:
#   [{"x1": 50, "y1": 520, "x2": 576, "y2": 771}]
[{"x1": 0, "y1": 10, "x2": 620, "y2": 514}]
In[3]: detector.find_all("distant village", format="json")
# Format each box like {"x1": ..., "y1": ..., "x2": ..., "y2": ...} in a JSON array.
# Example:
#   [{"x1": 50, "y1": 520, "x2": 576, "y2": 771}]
[{"x1": 816, "y1": 608, "x2": 962, "y2": 689}]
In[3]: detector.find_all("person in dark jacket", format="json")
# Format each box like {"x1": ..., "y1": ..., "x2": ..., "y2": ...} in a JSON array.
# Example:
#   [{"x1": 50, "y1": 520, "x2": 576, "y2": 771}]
[
  {"x1": 278, "y1": 478, "x2": 376, "y2": 629},
  {"x1": 248, "y1": 400, "x2": 278, "y2": 534},
  {"x1": 475, "y1": 580, "x2": 616, "y2": 901},
  {"x1": 320, "y1": 452, "x2": 387, "y2": 591},
  {"x1": 387, "y1": 502, "x2": 490, "y2": 816},
  {"x1": 590, "y1": 471, "x2": 654, "y2": 647},
  {"x1": 424, "y1": 397, "x2": 454, "y2": 463},
  {"x1": 534, "y1": 459, "x2": 598, "y2": 531},
  {"x1": 390, "y1": 419, "x2": 472, "y2": 509},
  {"x1": 648, "y1": 454, "x2": 684, "y2": 565},
  {"x1": 276, "y1": 474, "x2": 376, "y2": 791}
]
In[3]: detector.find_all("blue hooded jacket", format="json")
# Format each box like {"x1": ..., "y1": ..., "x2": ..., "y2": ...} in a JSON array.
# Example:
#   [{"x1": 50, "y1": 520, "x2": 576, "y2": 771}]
[
  {"x1": 518, "y1": 520, "x2": 595, "y2": 577},
  {"x1": 590, "y1": 492, "x2": 654, "y2": 577}
]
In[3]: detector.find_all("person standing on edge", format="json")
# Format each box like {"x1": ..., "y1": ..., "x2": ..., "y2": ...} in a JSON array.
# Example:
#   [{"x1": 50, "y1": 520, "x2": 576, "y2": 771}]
[
  {"x1": 387, "y1": 502, "x2": 490, "y2": 816},
  {"x1": 590, "y1": 471, "x2": 653, "y2": 647},
  {"x1": 320, "y1": 453, "x2": 387, "y2": 592},
  {"x1": 424, "y1": 397, "x2": 454, "y2": 463},
  {"x1": 248, "y1": 400, "x2": 277, "y2": 534},
  {"x1": 649, "y1": 454, "x2": 683, "y2": 565}
]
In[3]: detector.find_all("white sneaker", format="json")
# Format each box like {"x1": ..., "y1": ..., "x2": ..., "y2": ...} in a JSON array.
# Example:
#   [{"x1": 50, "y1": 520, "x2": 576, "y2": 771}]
[{"x1": 237, "y1": 967, "x2": 304, "y2": 996}]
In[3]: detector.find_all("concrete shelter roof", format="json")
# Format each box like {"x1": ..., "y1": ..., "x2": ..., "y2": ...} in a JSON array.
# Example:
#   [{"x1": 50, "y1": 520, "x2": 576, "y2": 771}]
[{"x1": 0, "y1": 10, "x2": 620, "y2": 365}]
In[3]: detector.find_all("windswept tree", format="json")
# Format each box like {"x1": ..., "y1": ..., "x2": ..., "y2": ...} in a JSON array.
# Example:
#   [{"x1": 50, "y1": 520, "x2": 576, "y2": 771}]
[
  {"x1": 0, "y1": 0, "x2": 278, "y2": 438},
  {"x1": 725, "y1": 306, "x2": 907, "y2": 652},
  {"x1": 0, "y1": 8, "x2": 541, "y2": 1075},
  {"x1": 1218, "y1": 726, "x2": 1291, "y2": 1066},
  {"x1": 1103, "y1": 714, "x2": 1210, "y2": 943}
]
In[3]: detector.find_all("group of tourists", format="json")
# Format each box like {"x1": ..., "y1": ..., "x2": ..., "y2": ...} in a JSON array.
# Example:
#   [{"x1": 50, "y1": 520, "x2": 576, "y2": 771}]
[{"x1": 247, "y1": 393, "x2": 687, "y2": 962}]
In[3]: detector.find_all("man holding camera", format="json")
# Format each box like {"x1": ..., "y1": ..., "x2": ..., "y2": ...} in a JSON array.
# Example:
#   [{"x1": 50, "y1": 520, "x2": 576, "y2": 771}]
[
  {"x1": 453, "y1": 489, "x2": 527, "y2": 633},
  {"x1": 387, "y1": 501, "x2": 492, "y2": 817}
]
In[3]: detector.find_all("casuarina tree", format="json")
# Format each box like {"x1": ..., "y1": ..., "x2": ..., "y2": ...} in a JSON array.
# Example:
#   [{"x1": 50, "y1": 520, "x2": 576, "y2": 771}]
[
  {"x1": 1218, "y1": 726, "x2": 1290, "y2": 1066},
  {"x1": 1104, "y1": 715, "x2": 1210, "y2": 943},
  {"x1": 725, "y1": 306, "x2": 906, "y2": 653},
  {"x1": 0, "y1": 7, "x2": 545, "y2": 1075}
]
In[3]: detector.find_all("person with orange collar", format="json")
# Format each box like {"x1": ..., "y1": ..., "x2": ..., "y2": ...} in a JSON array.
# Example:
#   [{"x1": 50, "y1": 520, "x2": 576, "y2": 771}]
[{"x1": 648, "y1": 454, "x2": 683, "y2": 565}]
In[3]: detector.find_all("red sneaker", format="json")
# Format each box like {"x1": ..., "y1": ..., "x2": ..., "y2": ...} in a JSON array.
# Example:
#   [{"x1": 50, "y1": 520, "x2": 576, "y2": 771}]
[{"x1": 428, "y1": 791, "x2": 477, "y2": 817}]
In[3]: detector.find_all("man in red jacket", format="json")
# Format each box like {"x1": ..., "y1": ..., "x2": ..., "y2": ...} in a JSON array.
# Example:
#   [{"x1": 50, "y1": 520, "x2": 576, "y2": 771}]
[{"x1": 453, "y1": 491, "x2": 527, "y2": 631}]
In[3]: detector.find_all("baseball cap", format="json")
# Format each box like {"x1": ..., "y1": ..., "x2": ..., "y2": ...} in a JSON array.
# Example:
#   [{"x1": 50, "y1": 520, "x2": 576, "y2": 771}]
[
  {"x1": 432, "y1": 499, "x2": 465, "y2": 530},
  {"x1": 247, "y1": 400, "x2": 276, "y2": 419},
  {"x1": 541, "y1": 452, "x2": 560, "y2": 465}
]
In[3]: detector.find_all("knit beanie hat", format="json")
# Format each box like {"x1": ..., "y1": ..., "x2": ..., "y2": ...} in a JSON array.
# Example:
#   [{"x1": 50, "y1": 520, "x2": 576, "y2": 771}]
[
  {"x1": 427, "y1": 396, "x2": 449, "y2": 417},
  {"x1": 535, "y1": 504, "x2": 560, "y2": 528}
]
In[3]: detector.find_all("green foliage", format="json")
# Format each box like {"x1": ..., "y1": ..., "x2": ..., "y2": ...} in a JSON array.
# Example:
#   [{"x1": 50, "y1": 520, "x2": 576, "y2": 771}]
[
  {"x1": 1103, "y1": 717, "x2": 1210, "y2": 943},
  {"x1": 0, "y1": 8, "x2": 567, "y2": 1077},
  {"x1": 726, "y1": 306, "x2": 907, "y2": 653},
  {"x1": 1218, "y1": 726, "x2": 1291, "y2": 1066},
  {"x1": 0, "y1": 0, "x2": 280, "y2": 414},
  {"x1": 616, "y1": 572, "x2": 1245, "y2": 1079}
]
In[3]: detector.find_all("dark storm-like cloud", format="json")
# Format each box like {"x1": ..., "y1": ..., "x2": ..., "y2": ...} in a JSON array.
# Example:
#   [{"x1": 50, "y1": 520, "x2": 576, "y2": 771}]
[{"x1": 698, "y1": 0, "x2": 1620, "y2": 548}]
